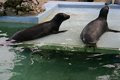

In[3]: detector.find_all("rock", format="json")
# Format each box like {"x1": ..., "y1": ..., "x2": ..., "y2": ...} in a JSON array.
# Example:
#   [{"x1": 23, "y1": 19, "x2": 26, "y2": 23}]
[
  {"x1": 3, "y1": 0, "x2": 23, "y2": 8},
  {"x1": 0, "y1": 2, "x2": 5, "y2": 16},
  {"x1": 17, "y1": 0, "x2": 45, "y2": 15},
  {"x1": 21, "y1": 1, "x2": 35, "y2": 11},
  {"x1": 5, "y1": 7, "x2": 17, "y2": 16},
  {"x1": 0, "y1": 0, "x2": 46, "y2": 16},
  {"x1": 17, "y1": 11, "x2": 25, "y2": 15}
]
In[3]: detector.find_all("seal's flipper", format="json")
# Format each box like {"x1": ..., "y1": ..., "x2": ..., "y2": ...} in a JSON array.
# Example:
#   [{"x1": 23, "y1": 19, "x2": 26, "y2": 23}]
[
  {"x1": 108, "y1": 29, "x2": 120, "y2": 33},
  {"x1": 6, "y1": 39, "x2": 10, "y2": 41},
  {"x1": 52, "y1": 30, "x2": 68, "y2": 34}
]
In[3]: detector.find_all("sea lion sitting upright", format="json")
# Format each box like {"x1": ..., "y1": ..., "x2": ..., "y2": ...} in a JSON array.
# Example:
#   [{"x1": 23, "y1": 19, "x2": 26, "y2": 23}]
[
  {"x1": 105, "y1": 0, "x2": 120, "y2": 5},
  {"x1": 7, "y1": 13, "x2": 70, "y2": 43},
  {"x1": 80, "y1": 5, "x2": 120, "y2": 50},
  {"x1": 114, "y1": 0, "x2": 120, "y2": 4},
  {"x1": 105, "y1": 0, "x2": 112, "y2": 5}
]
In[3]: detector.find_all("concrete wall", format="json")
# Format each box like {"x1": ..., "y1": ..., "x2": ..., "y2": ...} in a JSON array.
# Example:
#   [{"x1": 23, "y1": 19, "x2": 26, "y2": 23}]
[
  {"x1": 49, "y1": 0, "x2": 109, "y2": 2},
  {"x1": 0, "y1": 0, "x2": 109, "y2": 2},
  {"x1": 95, "y1": 0, "x2": 109, "y2": 1}
]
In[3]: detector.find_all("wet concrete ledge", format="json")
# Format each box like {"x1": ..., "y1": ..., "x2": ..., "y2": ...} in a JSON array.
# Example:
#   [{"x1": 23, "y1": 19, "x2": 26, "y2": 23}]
[
  {"x1": 0, "y1": 1, "x2": 120, "y2": 53},
  {"x1": 0, "y1": 1, "x2": 120, "y2": 23}
]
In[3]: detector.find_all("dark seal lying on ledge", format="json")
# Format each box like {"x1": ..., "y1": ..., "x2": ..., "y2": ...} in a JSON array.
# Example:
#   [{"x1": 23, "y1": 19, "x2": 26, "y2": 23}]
[{"x1": 6, "y1": 13, "x2": 70, "y2": 43}]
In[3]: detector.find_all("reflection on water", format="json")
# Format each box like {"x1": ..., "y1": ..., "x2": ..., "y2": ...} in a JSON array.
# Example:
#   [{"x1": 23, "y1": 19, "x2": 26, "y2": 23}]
[
  {"x1": 0, "y1": 46, "x2": 15, "y2": 80},
  {"x1": 1, "y1": 46, "x2": 120, "y2": 80}
]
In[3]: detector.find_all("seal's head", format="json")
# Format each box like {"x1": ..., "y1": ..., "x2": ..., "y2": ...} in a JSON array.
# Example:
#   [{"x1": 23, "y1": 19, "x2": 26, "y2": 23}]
[
  {"x1": 99, "y1": 5, "x2": 109, "y2": 19},
  {"x1": 52, "y1": 13, "x2": 70, "y2": 22}
]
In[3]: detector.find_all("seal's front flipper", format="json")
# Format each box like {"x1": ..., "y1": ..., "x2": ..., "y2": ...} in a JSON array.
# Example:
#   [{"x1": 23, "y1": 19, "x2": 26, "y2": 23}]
[
  {"x1": 58, "y1": 30, "x2": 68, "y2": 33},
  {"x1": 52, "y1": 30, "x2": 68, "y2": 34},
  {"x1": 108, "y1": 29, "x2": 120, "y2": 33}
]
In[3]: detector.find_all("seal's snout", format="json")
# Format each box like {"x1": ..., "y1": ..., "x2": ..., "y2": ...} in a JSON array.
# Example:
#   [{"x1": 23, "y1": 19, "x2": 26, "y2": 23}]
[
  {"x1": 53, "y1": 13, "x2": 70, "y2": 21},
  {"x1": 58, "y1": 13, "x2": 70, "y2": 19},
  {"x1": 61, "y1": 13, "x2": 70, "y2": 20},
  {"x1": 99, "y1": 5, "x2": 109, "y2": 17},
  {"x1": 65, "y1": 14, "x2": 70, "y2": 19},
  {"x1": 104, "y1": 5, "x2": 109, "y2": 10}
]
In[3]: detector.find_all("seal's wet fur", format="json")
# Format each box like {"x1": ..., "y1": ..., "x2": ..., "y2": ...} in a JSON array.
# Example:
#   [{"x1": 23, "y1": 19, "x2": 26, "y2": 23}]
[
  {"x1": 7, "y1": 13, "x2": 70, "y2": 42},
  {"x1": 80, "y1": 6, "x2": 120, "y2": 51}
]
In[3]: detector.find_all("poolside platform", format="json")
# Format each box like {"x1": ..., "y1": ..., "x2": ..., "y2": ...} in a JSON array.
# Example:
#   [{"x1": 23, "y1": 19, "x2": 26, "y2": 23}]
[{"x1": 0, "y1": 1, "x2": 120, "y2": 54}]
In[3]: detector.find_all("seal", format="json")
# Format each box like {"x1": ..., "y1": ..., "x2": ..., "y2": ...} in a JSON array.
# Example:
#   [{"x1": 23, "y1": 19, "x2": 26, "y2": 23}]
[
  {"x1": 87, "y1": 0, "x2": 94, "y2": 2},
  {"x1": 114, "y1": 0, "x2": 120, "y2": 4},
  {"x1": 6, "y1": 13, "x2": 70, "y2": 43},
  {"x1": 105, "y1": 0, "x2": 120, "y2": 5},
  {"x1": 80, "y1": 5, "x2": 120, "y2": 51},
  {"x1": 105, "y1": 0, "x2": 112, "y2": 5}
]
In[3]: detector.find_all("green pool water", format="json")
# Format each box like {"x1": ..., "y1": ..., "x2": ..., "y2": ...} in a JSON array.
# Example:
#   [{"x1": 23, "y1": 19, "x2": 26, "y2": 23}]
[{"x1": 0, "y1": 22, "x2": 120, "y2": 80}]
